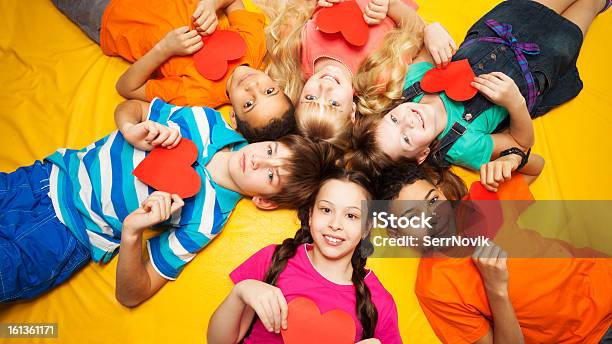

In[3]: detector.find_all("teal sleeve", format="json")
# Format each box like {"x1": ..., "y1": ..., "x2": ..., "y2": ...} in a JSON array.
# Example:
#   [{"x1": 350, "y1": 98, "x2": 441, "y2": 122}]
[
  {"x1": 403, "y1": 62, "x2": 435, "y2": 90},
  {"x1": 446, "y1": 132, "x2": 494, "y2": 170}
]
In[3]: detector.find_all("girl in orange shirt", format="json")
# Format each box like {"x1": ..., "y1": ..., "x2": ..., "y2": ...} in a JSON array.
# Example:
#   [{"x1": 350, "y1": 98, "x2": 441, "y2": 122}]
[{"x1": 375, "y1": 161, "x2": 612, "y2": 344}]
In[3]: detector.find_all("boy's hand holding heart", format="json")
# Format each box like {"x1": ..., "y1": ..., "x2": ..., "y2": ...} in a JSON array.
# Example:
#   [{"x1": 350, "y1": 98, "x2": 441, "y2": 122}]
[
  {"x1": 158, "y1": 26, "x2": 204, "y2": 57},
  {"x1": 122, "y1": 120, "x2": 182, "y2": 152},
  {"x1": 123, "y1": 191, "x2": 185, "y2": 235},
  {"x1": 192, "y1": 0, "x2": 219, "y2": 36}
]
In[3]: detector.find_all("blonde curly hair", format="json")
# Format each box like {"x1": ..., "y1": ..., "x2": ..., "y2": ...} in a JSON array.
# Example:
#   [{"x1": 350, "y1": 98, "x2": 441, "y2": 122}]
[{"x1": 255, "y1": 0, "x2": 425, "y2": 144}]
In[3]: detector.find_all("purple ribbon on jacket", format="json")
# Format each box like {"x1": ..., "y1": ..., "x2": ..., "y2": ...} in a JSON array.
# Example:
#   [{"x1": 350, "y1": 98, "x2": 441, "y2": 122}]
[{"x1": 464, "y1": 19, "x2": 541, "y2": 112}]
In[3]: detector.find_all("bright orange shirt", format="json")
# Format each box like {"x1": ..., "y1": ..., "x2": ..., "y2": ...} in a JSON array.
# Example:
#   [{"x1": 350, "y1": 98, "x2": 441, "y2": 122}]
[
  {"x1": 415, "y1": 176, "x2": 612, "y2": 343},
  {"x1": 100, "y1": 0, "x2": 266, "y2": 107}
]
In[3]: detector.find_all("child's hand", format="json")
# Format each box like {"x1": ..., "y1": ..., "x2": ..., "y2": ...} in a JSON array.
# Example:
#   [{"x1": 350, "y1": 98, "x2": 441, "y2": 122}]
[
  {"x1": 159, "y1": 27, "x2": 203, "y2": 57},
  {"x1": 480, "y1": 154, "x2": 521, "y2": 192},
  {"x1": 235, "y1": 279, "x2": 288, "y2": 334},
  {"x1": 122, "y1": 120, "x2": 182, "y2": 151},
  {"x1": 424, "y1": 22, "x2": 457, "y2": 69},
  {"x1": 472, "y1": 243, "x2": 509, "y2": 296},
  {"x1": 123, "y1": 192, "x2": 184, "y2": 233},
  {"x1": 192, "y1": 0, "x2": 218, "y2": 36},
  {"x1": 317, "y1": 0, "x2": 341, "y2": 7},
  {"x1": 363, "y1": 0, "x2": 390, "y2": 25},
  {"x1": 471, "y1": 72, "x2": 526, "y2": 110}
]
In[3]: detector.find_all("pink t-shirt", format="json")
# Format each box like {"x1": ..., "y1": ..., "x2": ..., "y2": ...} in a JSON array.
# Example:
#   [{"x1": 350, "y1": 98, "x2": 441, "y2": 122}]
[
  {"x1": 230, "y1": 244, "x2": 402, "y2": 343},
  {"x1": 301, "y1": 0, "x2": 418, "y2": 78}
]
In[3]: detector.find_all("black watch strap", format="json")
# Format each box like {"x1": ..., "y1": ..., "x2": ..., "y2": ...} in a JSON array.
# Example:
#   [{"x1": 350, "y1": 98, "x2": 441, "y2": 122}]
[{"x1": 499, "y1": 147, "x2": 531, "y2": 170}]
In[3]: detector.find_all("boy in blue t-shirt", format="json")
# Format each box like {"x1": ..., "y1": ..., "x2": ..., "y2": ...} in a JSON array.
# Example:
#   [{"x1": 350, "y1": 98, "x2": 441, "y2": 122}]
[{"x1": 0, "y1": 98, "x2": 316, "y2": 306}]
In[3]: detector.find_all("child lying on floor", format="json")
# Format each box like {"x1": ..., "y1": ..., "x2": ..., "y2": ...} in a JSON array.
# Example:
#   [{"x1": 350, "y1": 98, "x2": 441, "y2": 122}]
[
  {"x1": 353, "y1": 0, "x2": 609, "y2": 180},
  {"x1": 376, "y1": 160, "x2": 612, "y2": 344},
  {"x1": 0, "y1": 98, "x2": 324, "y2": 306},
  {"x1": 53, "y1": 0, "x2": 296, "y2": 142},
  {"x1": 258, "y1": 0, "x2": 428, "y2": 146},
  {"x1": 209, "y1": 157, "x2": 402, "y2": 343}
]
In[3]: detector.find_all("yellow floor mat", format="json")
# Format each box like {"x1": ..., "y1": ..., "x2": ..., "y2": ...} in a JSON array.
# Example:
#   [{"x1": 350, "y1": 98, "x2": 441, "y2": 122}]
[{"x1": 0, "y1": 0, "x2": 610, "y2": 343}]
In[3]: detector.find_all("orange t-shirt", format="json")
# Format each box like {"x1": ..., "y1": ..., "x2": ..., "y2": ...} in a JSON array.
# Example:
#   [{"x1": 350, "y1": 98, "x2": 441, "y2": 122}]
[
  {"x1": 100, "y1": 0, "x2": 266, "y2": 107},
  {"x1": 415, "y1": 176, "x2": 612, "y2": 343}
]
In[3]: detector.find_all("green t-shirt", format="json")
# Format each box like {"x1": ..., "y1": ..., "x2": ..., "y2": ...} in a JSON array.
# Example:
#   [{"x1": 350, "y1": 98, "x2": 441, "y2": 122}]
[{"x1": 403, "y1": 62, "x2": 508, "y2": 170}]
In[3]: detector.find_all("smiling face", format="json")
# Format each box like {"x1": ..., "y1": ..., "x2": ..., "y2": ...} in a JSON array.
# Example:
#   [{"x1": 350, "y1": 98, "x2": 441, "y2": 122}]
[
  {"x1": 228, "y1": 66, "x2": 291, "y2": 129},
  {"x1": 308, "y1": 179, "x2": 370, "y2": 262},
  {"x1": 376, "y1": 102, "x2": 438, "y2": 164},
  {"x1": 227, "y1": 140, "x2": 292, "y2": 199},
  {"x1": 388, "y1": 179, "x2": 455, "y2": 244},
  {"x1": 298, "y1": 64, "x2": 356, "y2": 121}
]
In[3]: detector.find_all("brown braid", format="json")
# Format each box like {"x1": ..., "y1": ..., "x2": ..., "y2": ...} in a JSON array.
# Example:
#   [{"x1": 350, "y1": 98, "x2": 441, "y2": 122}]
[
  {"x1": 263, "y1": 207, "x2": 313, "y2": 286},
  {"x1": 350, "y1": 245, "x2": 378, "y2": 338}
]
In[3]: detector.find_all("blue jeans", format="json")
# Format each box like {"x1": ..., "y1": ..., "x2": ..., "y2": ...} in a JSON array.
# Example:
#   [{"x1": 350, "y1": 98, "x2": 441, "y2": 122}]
[
  {"x1": 454, "y1": 0, "x2": 584, "y2": 122},
  {"x1": 0, "y1": 161, "x2": 91, "y2": 302}
]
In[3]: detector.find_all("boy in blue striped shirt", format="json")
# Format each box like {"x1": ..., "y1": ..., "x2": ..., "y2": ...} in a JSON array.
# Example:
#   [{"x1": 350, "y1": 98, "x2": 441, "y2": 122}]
[{"x1": 0, "y1": 98, "x2": 325, "y2": 306}]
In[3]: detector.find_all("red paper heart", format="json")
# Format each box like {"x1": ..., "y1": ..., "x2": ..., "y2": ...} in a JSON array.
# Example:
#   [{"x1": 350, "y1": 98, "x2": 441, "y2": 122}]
[
  {"x1": 459, "y1": 181, "x2": 504, "y2": 239},
  {"x1": 316, "y1": 0, "x2": 369, "y2": 47},
  {"x1": 132, "y1": 138, "x2": 201, "y2": 198},
  {"x1": 193, "y1": 30, "x2": 247, "y2": 81},
  {"x1": 467, "y1": 181, "x2": 499, "y2": 201},
  {"x1": 281, "y1": 297, "x2": 355, "y2": 344},
  {"x1": 421, "y1": 59, "x2": 478, "y2": 101}
]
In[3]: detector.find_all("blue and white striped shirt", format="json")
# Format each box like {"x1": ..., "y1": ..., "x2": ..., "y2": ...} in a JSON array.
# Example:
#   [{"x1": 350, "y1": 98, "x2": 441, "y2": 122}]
[{"x1": 47, "y1": 98, "x2": 247, "y2": 279}]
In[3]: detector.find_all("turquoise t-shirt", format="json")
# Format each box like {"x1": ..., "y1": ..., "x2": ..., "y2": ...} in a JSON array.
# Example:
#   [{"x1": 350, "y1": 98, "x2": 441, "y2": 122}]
[{"x1": 404, "y1": 62, "x2": 508, "y2": 170}]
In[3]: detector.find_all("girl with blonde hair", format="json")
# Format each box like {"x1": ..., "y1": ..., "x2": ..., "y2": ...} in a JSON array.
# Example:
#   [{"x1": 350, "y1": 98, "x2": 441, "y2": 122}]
[{"x1": 256, "y1": 0, "x2": 455, "y2": 147}]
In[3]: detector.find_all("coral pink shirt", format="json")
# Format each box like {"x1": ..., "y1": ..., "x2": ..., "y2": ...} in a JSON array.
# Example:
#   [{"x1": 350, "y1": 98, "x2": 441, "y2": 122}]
[
  {"x1": 230, "y1": 244, "x2": 402, "y2": 343},
  {"x1": 301, "y1": 0, "x2": 418, "y2": 78}
]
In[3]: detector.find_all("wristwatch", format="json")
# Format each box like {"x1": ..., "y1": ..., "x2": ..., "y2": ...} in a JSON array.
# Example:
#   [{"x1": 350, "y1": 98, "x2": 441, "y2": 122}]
[{"x1": 499, "y1": 147, "x2": 531, "y2": 171}]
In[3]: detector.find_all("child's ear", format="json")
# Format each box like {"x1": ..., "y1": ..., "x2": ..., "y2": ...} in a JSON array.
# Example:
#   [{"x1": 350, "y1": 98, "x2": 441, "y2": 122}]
[
  {"x1": 416, "y1": 148, "x2": 431, "y2": 165},
  {"x1": 251, "y1": 196, "x2": 278, "y2": 210},
  {"x1": 350, "y1": 102, "x2": 357, "y2": 123},
  {"x1": 229, "y1": 110, "x2": 238, "y2": 129}
]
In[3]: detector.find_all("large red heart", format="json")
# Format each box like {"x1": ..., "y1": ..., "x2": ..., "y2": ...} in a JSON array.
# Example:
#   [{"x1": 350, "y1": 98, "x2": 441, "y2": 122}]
[
  {"x1": 316, "y1": 0, "x2": 369, "y2": 47},
  {"x1": 459, "y1": 181, "x2": 504, "y2": 239},
  {"x1": 193, "y1": 30, "x2": 247, "y2": 81},
  {"x1": 281, "y1": 297, "x2": 355, "y2": 344},
  {"x1": 421, "y1": 59, "x2": 478, "y2": 101},
  {"x1": 132, "y1": 138, "x2": 201, "y2": 198}
]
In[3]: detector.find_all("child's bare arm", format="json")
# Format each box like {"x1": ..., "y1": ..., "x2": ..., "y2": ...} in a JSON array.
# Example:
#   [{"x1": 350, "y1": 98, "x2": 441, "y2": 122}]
[
  {"x1": 116, "y1": 192, "x2": 184, "y2": 307},
  {"x1": 207, "y1": 285, "x2": 256, "y2": 344},
  {"x1": 472, "y1": 72, "x2": 535, "y2": 157},
  {"x1": 409, "y1": 21, "x2": 456, "y2": 68},
  {"x1": 115, "y1": 27, "x2": 203, "y2": 101},
  {"x1": 480, "y1": 153, "x2": 544, "y2": 192},
  {"x1": 208, "y1": 280, "x2": 288, "y2": 343},
  {"x1": 423, "y1": 22, "x2": 457, "y2": 69},
  {"x1": 472, "y1": 244, "x2": 524, "y2": 344},
  {"x1": 518, "y1": 153, "x2": 544, "y2": 185},
  {"x1": 224, "y1": 0, "x2": 245, "y2": 13},
  {"x1": 387, "y1": 0, "x2": 425, "y2": 30},
  {"x1": 114, "y1": 99, "x2": 150, "y2": 130},
  {"x1": 115, "y1": 99, "x2": 182, "y2": 151},
  {"x1": 490, "y1": 103, "x2": 534, "y2": 156}
]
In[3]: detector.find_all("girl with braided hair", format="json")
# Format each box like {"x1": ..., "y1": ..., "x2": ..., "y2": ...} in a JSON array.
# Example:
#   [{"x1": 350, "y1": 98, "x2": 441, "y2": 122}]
[{"x1": 207, "y1": 154, "x2": 401, "y2": 343}]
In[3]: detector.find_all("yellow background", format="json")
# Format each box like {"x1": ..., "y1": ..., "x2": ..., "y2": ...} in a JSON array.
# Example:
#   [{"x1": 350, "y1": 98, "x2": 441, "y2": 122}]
[{"x1": 0, "y1": 0, "x2": 610, "y2": 343}]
